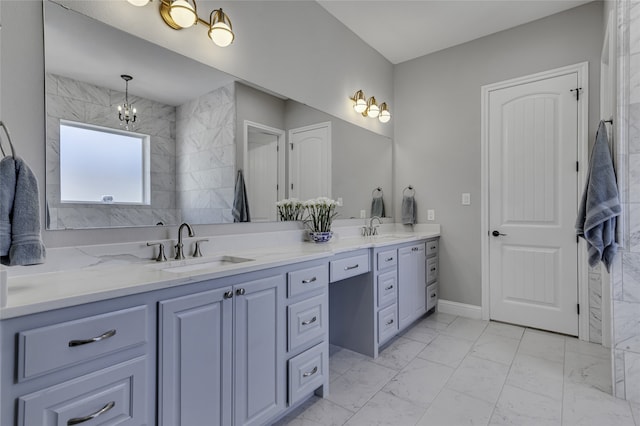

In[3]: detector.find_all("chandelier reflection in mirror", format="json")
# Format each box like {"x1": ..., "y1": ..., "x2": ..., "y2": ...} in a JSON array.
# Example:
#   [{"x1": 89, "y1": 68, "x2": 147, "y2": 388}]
[
  {"x1": 117, "y1": 74, "x2": 137, "y2": 130},
  {"x1": 126, "y1": 0, "x2": 235, "y2": 48}
]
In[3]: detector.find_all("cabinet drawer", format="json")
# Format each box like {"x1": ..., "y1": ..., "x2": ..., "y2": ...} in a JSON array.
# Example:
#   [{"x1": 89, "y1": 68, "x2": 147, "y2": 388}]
[
  {"x1": 377, "y1": 271, "x2": 397, "y2": 308},
  {"x1": 288, "y1": 343, "x2": 327, "y2": 406},
  {"x1": 18, "y1": 356, "x2": 147, "y2": 426},
  {"x1": 288, "y1": 264, "x2": 328, "y2": 298},
  {"x1": 426, "y1": 239, "x2": 439, "y2": 258},
  {"x1": 427, "y1": 283, "x2": 438, "y2": 311},
  {"x1": 426, "y1": 257, "x2": 438, "y2": 283},
  {"x1": 330, "y1": 253, "x2": 370, "y2": 282},
  {"x1": 18, "y1": 305, "x2": 147, "y2": 381},
  {"x1": 288, "y1": 295, "x2": 327, "y2": 353},
  {"x1": 377, "y1": 249, "x2": 397, "y2": 271},
  {"x1": 377, "y1": 304, "x2": 397, "y2": 345}
]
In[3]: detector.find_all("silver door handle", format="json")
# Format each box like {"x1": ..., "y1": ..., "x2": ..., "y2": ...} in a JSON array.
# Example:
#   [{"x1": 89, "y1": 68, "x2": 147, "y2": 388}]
[
  {"x1": 344, "y1": 264, "x2": 359, "y2": 270},
  {"x1": 68, "y1": 329, "x2": 116, "y2": 347},
  {"x1": 303, "y1": 366, "x2": 318, "y2": 377},
  {"x1": 67, "y1": 401, "x2": 115, "y2": 425},
  {"x1": 386, "y1": 319, "x2": 394, "y2": 325},
  {"x1": 302, "y1": 277, "x2": 317, "y2": 284},
  {"x1": 301, "y1": 316, "x2": 317, "y2": 326},
  {"x1": 492, "y1": 230, "x2": 507, "y2": 237}
]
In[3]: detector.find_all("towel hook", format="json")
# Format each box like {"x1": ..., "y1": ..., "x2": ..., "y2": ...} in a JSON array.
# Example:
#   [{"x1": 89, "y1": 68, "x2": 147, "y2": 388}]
[
  {"x1": 372, "y1": 187, "x2": 383, "y2": 197},
  {"x1": 0, "y1": 121, "x2": 16, "y2": 158},
  {"x1": 403, "y1": 185, "x2": 415, "y2": 196}
]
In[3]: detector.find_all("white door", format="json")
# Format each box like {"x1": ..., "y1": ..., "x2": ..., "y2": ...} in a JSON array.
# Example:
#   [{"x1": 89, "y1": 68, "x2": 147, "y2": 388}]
[
  {"x1": 247, "y1": 129, "x2": 279, "y2": 222},
  {"x1": 488, "y1": 72, "x2": 579, "y2": 336},
  {"x1": 288, "y1": 122, "x2": 331, "y2": 200}
]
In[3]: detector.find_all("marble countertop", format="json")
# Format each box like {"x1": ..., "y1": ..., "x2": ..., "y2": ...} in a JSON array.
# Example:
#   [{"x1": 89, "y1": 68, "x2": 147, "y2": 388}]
[{"x1": 0, "y1": 227, "x2": 440, "y2": 319}]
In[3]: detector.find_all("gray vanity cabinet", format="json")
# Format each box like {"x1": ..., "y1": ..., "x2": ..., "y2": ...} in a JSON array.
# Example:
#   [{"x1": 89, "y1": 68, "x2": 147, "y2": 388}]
[
  {"x1": 158, "y1": 286, "x2": 233, "y2": 426},
  {"x1": 398, "y1": 242, "x2": 427, "y2": 330},
  {"x1": 158, "y1": 274, "x2": 285, "y2": 426}
]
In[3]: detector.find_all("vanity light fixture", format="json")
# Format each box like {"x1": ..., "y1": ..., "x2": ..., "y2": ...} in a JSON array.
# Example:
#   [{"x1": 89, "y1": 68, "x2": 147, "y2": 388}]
[
  {"x1": 349, "y1": 91, "x2": 391, "y2": 123},
  {"x1": 117, "y1": 74, "x2": 137, "y2": 130},
  {"x1": 150, "y1": 0, "x2": 235, "y2": 47},
  {"x1": 378, "y1": 102, "x2": 391, "y2": 123}
]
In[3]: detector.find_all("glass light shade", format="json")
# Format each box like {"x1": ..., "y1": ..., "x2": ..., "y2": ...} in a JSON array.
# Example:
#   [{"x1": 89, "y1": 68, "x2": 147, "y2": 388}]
[
  {"x1": 126, "y1": 0, "x2": 150, "y2": 6},
  {"x1": 378, "y1": 103, "x2": 391, "y2": 123},
  {"x1": 354, "y1": 100, "x2": 367, "y2": 113},
  {"x1": 169, "y1": 0, "x2": 197, "y2": 28},
  {"x1": 209, "y1": 22, "x2": 234, "y2": 47},
  {"x1": 367, "y1": 104, "x2": 379, "y2": 118}
]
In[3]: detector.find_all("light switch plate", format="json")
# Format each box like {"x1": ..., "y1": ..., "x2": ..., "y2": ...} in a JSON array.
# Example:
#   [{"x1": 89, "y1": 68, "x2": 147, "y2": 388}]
[
  {"x1": 462, "y1": 193, "x2": 471, "y2": 205},
  {"x1": 427, "y1": 209, "x2": 435, "y2": 220},
  {"x1": 360, "y1": 210, "x2": 366, "y2": 218}
]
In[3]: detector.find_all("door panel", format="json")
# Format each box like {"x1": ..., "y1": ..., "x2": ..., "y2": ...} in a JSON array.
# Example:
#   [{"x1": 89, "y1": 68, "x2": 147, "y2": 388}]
[
  {"x1": 488, "y1": 72, "x2": 578, "y2": 336},
  {"x1": 288, "y1": 123, "x2": 331, "y2": 200}
]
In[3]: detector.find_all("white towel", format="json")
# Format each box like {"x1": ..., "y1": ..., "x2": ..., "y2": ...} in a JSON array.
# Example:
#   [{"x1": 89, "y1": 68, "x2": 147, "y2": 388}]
[{"x1": 575, "y1": 121, "x2": 620, "y2": 271}]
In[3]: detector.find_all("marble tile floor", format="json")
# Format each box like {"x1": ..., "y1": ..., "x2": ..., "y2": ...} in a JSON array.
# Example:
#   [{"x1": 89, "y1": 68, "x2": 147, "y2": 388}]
[{"x1": 274, "y1": 312, "x2": 640, "y2": 426}]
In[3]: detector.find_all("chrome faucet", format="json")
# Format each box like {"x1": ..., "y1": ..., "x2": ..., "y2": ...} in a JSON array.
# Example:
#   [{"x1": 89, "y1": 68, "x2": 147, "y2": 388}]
[
  {"x1": 362, "y1": 216, "x2": 382, "y2": 236},
  {"x1": 175, "y1": 222, "x2": 194, "y2": 260}
]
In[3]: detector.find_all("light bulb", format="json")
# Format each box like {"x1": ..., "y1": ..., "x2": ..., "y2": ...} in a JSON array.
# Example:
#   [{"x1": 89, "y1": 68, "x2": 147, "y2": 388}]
[
  {"x1": 127, "y1": 0, "x2": 150, "y2": 6},
  {"x1": 169, "y1": 0, "x2": 197, "y2": 28},
  {"x1": 354, "y1": 99, "x2": 367, "y2": 113},
  {"x1": 379, "y1": 110, "x2": 391, "y2": 123},
  {"x1": 209, "y1": 22, "x2": 234, "y2": 47},
  {"x1": 367, "y1": 104, "x2": 379, "y2": 118}
]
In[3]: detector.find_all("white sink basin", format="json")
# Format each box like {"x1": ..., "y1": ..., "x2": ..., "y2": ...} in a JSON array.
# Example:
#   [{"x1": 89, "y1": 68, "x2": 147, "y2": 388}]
[{"x1": 158, "y1": 255, "x2": 255, "y2": 274}]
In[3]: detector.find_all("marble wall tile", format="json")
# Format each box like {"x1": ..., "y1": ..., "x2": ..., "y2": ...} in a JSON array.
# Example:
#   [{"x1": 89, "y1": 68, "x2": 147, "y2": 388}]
[
  {"x1": 625, "y1": 351, "x2": 640, "y2": 403},
  {"x1": 629, "y1": 103, "x2": 640, "y2": 153},
  {"x1": 632, "y1": 2, "x2": 640, "y2": 55},
  {"x1": 56, "y1": 75, "x2": 110, "y2": 106},
  {"x1": 110, "y1": 208, "x2": 155, "y2": 227},
  {"x1": 57, "y1": 207, "x2": 111, "y2": 229},
  {"x1": 630, "y1": 53, "x2": 640, "y2": 104},
  {"x1": 613, "y1": 299, "x2": 640, "y2": 351},
  {"x1": 623, "y1": 252, "x2": 640, "y2": 301},
  {"x1": 630, "y1": 203, "x2": 640, "y2": 252},
  {"x1": 615, "y1": 348, "x2": 627, "y2": 399}
]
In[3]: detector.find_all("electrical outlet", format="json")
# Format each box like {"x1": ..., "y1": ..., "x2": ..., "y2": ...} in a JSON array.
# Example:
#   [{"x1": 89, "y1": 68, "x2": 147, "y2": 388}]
[
  {"x1": 462, "y1": 193, "x2": 471, "y2": 205},
  {"x1": 360, "y1": 209, "x2": 366, "y2": 218},
  {"x1": 427, "y1": 209, "x2": 435, "y2": 221},
  {"x1": 337, "y1": 197, "x2": 343, "y2": 206}
]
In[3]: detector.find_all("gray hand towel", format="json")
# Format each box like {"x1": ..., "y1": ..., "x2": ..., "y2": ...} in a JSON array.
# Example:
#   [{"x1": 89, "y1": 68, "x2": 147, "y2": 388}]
[
  {"x1": 575, "y1": 121, "x2": 620, "y2": 271},
  {"x1": 232, "y1": 170, "x2": 250, "y2": 223},
  {"x1": 371, "y1": 196, "x2": 385, "y2": 218},
  {"x1": 401, "y1": 195, "x2": 416, "y2": 225},
  {"x1": 2, "y1": 157, "x2": 46, "y2": 266},
  {"x1": 0, "y1": 156, "x2": 16, "y2": 256}
]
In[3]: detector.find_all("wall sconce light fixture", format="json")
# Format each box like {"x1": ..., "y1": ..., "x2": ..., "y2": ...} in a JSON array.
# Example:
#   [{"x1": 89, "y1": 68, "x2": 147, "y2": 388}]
[
  {"x1": 126, "y1": 0, "x2": 235, "y2": 48},
  {"x1": 117, "y1": 74, "x2": 137, "y2": 130},
  {"x1": 350, "y1": 91, "x2": 391, "y2": 123}
]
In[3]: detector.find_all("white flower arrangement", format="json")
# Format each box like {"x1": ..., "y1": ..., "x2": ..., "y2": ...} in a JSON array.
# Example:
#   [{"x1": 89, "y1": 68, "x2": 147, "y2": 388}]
[
  {"x1": 303, "y1": 197, "x2": 338, "y2": 233},
  {"x1": 276, "y1": 198, "x2": 305, "y2": 221}
]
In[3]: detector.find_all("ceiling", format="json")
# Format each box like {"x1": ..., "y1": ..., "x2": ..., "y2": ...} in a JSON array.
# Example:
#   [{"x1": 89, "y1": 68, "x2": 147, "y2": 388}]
[{"x1": 317, "y1": 0, "x2": 593, "y2": 64}]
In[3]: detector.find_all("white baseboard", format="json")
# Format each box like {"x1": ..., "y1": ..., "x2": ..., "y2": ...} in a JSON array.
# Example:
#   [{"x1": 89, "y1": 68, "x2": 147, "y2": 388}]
[{"x1": 437, "y1": 299, "x2": 482, "y2": 320}]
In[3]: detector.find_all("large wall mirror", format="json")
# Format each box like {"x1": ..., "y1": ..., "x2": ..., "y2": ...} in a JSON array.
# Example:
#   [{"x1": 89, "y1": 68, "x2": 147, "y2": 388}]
[{"x1": 44, "y1": 1, "x2": 392, "y2": 230}]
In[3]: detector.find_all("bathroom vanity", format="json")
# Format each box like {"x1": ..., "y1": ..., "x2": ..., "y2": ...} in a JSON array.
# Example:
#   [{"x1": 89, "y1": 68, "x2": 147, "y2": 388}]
[{"x1": 0, "y1": 228, "x2": 439, "y2": 426}]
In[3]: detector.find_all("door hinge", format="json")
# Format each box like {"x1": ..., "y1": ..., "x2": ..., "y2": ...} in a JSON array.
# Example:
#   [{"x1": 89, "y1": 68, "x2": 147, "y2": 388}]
[
  {"x1": 290, "y1": 143, "x2": 294, "y2": 150},
  {"x1": 576, "y1": 161, "x2": 579, "y2": 172},
  {"x1": 291, "y1": 183, "x2": 294, "y2": 190},
  {"x1": 576, "y1": 234, "x2": 579, "y2": 243},
  {"x1": 577, "y1": 303, "x2": 580, "y2": 315},
  {"x1": 276, "y1": 145, "x2": 279, "y2": 152},
  {"x1": 276, "y1": 184, "x2": 279, "y2": 191},
  {"x1": 570, "y1": 87, "x2": 583, "y2": 101}
]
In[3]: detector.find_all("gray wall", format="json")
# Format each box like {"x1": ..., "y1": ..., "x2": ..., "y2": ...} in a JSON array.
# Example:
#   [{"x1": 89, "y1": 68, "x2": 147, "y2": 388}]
[{"x1": 393, "y1": 2, "x2": 604, "y2": 306}]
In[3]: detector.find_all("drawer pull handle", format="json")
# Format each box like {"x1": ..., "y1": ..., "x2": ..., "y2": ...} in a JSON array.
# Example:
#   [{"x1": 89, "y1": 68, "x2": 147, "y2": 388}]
[
  {"x1": 68, "y1": 329, "x2": 116, "y2": 347},
  {"x1": 386, "y1": 319, "x2": 394, "y2": 325},
  {"x1": 67, "y1": 401, "x2": 115, "y2": 425},
  {"x1": 431, "y1": 268, "x2": 437, "y2": 272},
  {"x1": 385, "y1": 285, "x2": 394, "y2": 290},
  {"x1": 301, "y1": 316, "x2": 317, "y2": 326},
  {"x1": 344, "y1": 264, "x2": 359, "y2": 271},
  {"x1": 385, "y1": 257, "x2": 394, "y2": 262},
  {"x1": 302, "y1": 277, "x2": 317, "y2": 284},
  {"x1": 303, "y1": 366, "x2": 318, "y2": 377},
  {"x1": 430, "y1": 246, "x2": 436, "y2": 250}
]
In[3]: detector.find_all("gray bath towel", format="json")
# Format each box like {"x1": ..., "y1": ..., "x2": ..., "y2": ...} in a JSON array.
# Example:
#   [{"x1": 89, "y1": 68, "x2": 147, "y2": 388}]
[
  {"x1": 371, "y1": 196, "x2": 385, "y2": 218},
  {"x1": 0, "y1": 156, "x2": 16, "y2": 256},
  {"x1": 1, "y1": 157, "x2": 46, "y2": 266},
  {"x1": 232, "y1": 170, "x2": 250, "y2": 223},
  {"x1": 576, "y1": 121, "x2": 620, "y2": 271},
  {"x1": 401, "y1": 195, "x2": 416, "y2": 225}
]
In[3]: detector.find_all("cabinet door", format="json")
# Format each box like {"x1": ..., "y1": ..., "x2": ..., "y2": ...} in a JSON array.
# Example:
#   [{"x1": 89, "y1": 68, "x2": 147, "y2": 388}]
[
  {"x1": 234, "y1": 275, "x2": 285, "y2": 426},
  {"x1": 398, "y1": 244, "x2": 427, "y2": 330},
  {"x1": 159, "y1": 287, "x2": 233, "y2": 426}
]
